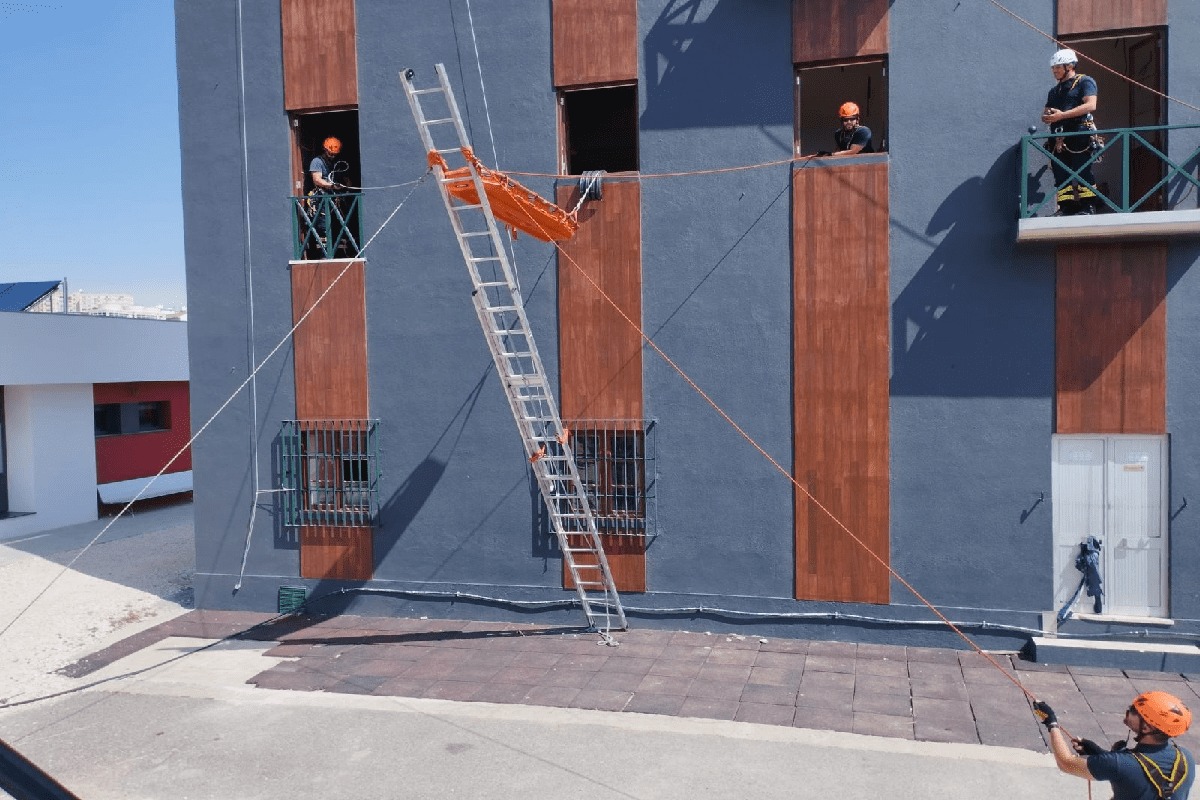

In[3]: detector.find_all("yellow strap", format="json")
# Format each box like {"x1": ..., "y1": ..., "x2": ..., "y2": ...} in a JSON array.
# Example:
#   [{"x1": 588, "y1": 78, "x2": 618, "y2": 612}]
[{"x1": 1132, "y1": 749, "x2": 1186, "y2": 797}]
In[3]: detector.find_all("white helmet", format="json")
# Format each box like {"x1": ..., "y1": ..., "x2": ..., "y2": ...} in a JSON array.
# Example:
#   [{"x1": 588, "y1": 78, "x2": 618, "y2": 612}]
[{"x1": 1050, "y1": 49, "x2": 1078, "y2": 67}]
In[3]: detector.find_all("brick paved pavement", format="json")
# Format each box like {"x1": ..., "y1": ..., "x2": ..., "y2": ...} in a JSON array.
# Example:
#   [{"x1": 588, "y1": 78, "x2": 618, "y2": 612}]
[{"x1": 65, "y1": 610, "x2": 1200, "y2": 755}]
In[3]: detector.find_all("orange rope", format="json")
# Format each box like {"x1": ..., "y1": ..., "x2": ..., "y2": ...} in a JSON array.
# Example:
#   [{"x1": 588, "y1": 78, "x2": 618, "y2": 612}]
[
  {"x1": 496, "y1": 164, "x2": 1039, "y2": 703},
  {"x1": 507, "y1": 155, "x2": 815, "y2": 181},
  {"x1": 986, "y1": 0, "x2": 1200, "y2": 114}
]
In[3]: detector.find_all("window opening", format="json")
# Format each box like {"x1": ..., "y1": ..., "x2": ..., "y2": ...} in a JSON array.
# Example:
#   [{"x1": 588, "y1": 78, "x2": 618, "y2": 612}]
[
  {"x1": 1060, "y1": 30, "x2": 1165, "y2": 211},
  {"x1": 290, "y1": 109, "x2": 363, "y2": 260},
  {"x1": 94, "y1": 401, "x2": 170, "y2": 436},
  {"x1": 137, "y1": 401, "x2": 170, "y2": 432},
  {"x1": 795, "y1": 59, "x2": 888, "y2": 157},
  {"x1": 280, "y1": 419, "x2": 379, "y2": 527},
  {"x1": 560, "y1": 84, "x2": 639, "y2": 174},
  {"x1": 568, "y1": 420, "x2": 656, "y2": 536}
]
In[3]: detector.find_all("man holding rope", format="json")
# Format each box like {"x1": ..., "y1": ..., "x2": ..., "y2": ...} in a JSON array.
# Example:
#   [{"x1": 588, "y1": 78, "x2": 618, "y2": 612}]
[{"x1": 1035, "y1": 692, "x2": 1194, "y2": 798}]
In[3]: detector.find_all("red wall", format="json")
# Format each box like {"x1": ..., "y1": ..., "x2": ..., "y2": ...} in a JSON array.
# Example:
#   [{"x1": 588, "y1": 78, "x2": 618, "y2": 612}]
[{"x1": 93, "y1": 381, "x2": 192, "y2": 484}]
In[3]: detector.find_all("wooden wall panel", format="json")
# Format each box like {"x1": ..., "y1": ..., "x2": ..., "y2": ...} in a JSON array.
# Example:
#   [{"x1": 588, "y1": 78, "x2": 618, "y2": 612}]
[
  {"x1": 291, "y1": 260, "x2": 369, "y2": 420},
  {"x1": 553, "y1": 0, "x2": 637, "y2": 86},
  {"x1": 793, "y1": 162, "x2": 890, "y2": 604},
  {"x1": 281, "y1": 0, "x2": 358, "y2": 111},
  {"x1": 299, "y1": 526, "x2": 373, "y2": 580},
  {"x1": 1056, "y1": 242, "x2": 1166, "y2": 434},
  {"x1": 291, "y1": 259, "x2": 371, "y2": 580},
  {"x1": 1057, "y1": 0, "x2": 1166, "y2": 36},
  {"x1": 556, "y1": 180, "x2": 645, "y2": 591},
  {"x1": 793, "y1": 0, "x2": 888, "y2": 64},
  {"x1": 556, "y1": 181, "x2": 643, "y2": 421}
]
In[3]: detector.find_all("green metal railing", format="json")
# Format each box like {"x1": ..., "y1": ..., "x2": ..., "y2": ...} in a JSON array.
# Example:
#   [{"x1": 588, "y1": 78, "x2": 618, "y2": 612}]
[
  {"x1": 1020, "y1": 123, "x2": 1200, "y2": 218},
  {"x1": 291, "y1": 192, "x2": 363, "y2": 260},
  {"x1": 280, "y1": 419, "x2": 380, "y2": 527}
]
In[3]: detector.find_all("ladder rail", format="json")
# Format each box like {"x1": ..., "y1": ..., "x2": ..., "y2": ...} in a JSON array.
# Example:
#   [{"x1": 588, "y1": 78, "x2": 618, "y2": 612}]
[{"x1": 400, "y1": 65, "x2": 627, "y2": 632}]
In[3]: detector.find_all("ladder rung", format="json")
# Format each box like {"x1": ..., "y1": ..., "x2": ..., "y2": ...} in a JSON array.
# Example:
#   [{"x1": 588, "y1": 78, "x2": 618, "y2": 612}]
[
  {"x1": 469, "y1": 256, "x2": 502, "y2": 263},
  {"x1": 451, "y1": 203, "x2": 484, "y2": 211},
  {"x1": 424, "y1": 117, "x2": 456, "y2": 125},
  {"x1": 411, "y1": 87, "x2": 443, "y2": 96},
  {"x1": 436, "y1": 146, "x2": 463, "y2": 153},
  {"x1": 462, "y1": 231, "x2": 491, "y2": 238}
]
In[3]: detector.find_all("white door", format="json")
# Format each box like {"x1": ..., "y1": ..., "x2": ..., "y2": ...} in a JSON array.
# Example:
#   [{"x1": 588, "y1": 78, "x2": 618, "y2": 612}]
[{"x1": 1051, "y1": 435, "x2": 1168, "y2": 619}]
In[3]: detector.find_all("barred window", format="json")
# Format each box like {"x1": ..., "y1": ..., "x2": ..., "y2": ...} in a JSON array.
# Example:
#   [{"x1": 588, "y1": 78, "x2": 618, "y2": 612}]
[
  {"x1": 569, "y1": 420, "x2": 656, "y2": 536},
  {"x1": 280, "y1": 419, "x2": 379, "y2": 527}
]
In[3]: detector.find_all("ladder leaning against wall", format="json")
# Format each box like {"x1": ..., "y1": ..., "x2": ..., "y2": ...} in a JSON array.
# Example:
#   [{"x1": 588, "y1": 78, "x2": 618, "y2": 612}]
[{"x1": 399, "y1": 64, "x2": 627, "y2": 632}]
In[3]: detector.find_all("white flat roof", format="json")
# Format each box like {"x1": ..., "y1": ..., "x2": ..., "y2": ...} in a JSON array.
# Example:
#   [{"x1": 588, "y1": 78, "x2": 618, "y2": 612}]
[{"x1": 0, "y1": 312, "x2": 188, "y2": 385}]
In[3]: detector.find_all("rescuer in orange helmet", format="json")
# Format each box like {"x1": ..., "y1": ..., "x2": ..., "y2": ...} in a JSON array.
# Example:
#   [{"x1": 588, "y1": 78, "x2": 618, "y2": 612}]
[
  {"x1": 818, "y1": 101, "x2": 874, "y2": 157},
  {"x1": 305, "y1": 136, "x2": 351, "y2": 258},
  {"x1": 1034, "y1": 691, "x2": 1195, "y2": 798}
]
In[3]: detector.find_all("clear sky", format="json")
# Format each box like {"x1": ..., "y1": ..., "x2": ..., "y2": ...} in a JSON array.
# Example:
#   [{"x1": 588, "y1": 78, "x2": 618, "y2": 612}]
[{"x1": 2, "y1": 1, "x2": 185, "y2": 309}]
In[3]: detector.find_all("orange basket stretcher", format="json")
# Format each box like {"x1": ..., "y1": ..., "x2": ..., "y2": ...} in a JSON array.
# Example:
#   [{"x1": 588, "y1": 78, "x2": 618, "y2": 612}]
[{"x1": 428, "y1": 147, "x2": 578, "y2": 243}]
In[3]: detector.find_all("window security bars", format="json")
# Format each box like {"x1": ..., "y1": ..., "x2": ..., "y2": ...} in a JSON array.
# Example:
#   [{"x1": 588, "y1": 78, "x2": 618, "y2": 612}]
[
  {"x1": 1020, "y1": 123, "x2": 1200, "y2": 218},
  {"x1": 280, "y1": 419, "x2": 379, "y2": 527},
  {"x1": 567, "y1": 420, "x2": 656, "y2": 537},
  {"x1": 291, "y1": 193, "x2": 363, "y2": 260}
]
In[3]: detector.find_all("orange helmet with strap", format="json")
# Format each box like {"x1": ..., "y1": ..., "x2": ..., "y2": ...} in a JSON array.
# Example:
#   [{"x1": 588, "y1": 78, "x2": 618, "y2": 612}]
[
  {"x1": 1133, "y1": 691, "x2": 1192, "y2": 737},
  {"x1": 323, "y1": 137, "x2": 342, "y2": 155},
  {"x1": 838, "y1": 102, "x2": 860, "y2": 119}
]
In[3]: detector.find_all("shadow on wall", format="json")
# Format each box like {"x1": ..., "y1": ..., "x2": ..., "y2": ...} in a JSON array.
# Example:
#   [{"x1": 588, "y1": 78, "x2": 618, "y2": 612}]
[
  {"x1": 890, "y1": 147, "x2": 1052, "y2": 398},
  {"x1": 641, "y1": 0, "x2": 792, "y2": 131}
]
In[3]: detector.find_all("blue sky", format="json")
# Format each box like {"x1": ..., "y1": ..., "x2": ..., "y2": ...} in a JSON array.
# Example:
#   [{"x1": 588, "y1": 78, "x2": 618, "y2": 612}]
[{"x1": 2, "y1": 1, "x2": 185, "y2": 308}]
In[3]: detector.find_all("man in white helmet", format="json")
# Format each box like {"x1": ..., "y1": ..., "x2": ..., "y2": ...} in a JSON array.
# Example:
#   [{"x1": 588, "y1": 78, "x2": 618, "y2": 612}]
[{"x1": 1042, "y1": 48, "x2": 1100, "y2": 216}]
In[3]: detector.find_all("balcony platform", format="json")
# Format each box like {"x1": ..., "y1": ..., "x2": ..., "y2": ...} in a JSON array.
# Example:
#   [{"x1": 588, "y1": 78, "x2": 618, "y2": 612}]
[{"x1": 1018, "y1": 208, "x2": 1200, "y2": 243}]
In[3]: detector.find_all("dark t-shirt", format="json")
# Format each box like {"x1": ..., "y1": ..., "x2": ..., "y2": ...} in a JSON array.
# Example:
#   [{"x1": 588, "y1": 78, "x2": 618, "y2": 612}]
[
  {"x1": 834, "y1": 124, "x2": 873, "y2": 154},
  {"x1": 309, "y1": 155, "x2": 336, "y2": 191},
  {"x1": 1087, "y1": 742, "x2": 1195, "y2": 800},
  {"x1": 1046, "y1": 74, "x2": 1098, "y2": 133}
]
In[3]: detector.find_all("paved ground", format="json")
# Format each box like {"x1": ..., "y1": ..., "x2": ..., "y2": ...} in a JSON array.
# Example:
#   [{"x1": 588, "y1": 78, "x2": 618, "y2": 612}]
[
  {"x1": 59, "y1": 608, "x2": 1200, "y2": 757},
  {"x1": 3, "y1": 505, "x2": 1199, "y2": 798}
]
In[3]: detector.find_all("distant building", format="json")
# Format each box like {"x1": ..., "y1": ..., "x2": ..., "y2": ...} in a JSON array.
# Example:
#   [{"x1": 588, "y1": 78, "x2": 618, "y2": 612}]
[
  {"x1": 26, "y1": 291, "x2": 187, "y2": 321},
  {"x1": 176, "y1": 1, "x2": 1200, "y2": 660},
  {"x1": 0, "y1": 312, "x2": 190, "y2": 539}
]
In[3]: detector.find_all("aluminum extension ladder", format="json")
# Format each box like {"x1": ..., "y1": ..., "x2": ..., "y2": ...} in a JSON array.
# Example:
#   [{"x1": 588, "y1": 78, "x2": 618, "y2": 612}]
[{"x1": 400, "y1": 64, "x2": 627, "y2": 632}]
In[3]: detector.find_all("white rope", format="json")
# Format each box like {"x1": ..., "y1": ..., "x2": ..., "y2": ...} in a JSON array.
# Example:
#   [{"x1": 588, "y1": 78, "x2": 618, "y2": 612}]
[
  {"x1": 235, "y1": 0, "x2": 264, "y2": 516},
  {"x1": 0, "y1": 171, "x2": 430, "y2": 641},
  {"x1": 462, "y1": 0, "x2": 521, "y2": 295}
]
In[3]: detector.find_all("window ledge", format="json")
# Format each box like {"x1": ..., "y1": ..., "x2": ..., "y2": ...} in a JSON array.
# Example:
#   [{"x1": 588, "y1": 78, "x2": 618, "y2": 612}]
[
  {"x1": 1073, "y1": 612, "x2": 1174, "y2": 627},
  {"x1": 1017, "y1": 208, "x2": 1200, "y2": 243}
]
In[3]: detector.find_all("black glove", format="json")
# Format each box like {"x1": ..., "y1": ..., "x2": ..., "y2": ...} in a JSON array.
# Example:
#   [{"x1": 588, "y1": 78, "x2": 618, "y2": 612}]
[
  {"x1": 1033, "y1": 701, "x2": 1059, "y2": 729},
  {"x1": 1075, "y1": 738, "x2": 1104, "y2": 755}
]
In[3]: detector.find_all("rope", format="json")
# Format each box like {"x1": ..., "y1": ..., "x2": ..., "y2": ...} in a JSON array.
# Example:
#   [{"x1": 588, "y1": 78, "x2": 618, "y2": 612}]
[
  {"x1": 985, "y1": 0, "x2": 1200, "y2": 114},
  {"x1": 0, "y1": 171, "x2": 431, "y2": 643},
  {"x1": 508, "y1": 155, "x2": 809, "y2": 181},
  {"x1": 504, "y1": 161, "x2": 1039, "y2": 703}
]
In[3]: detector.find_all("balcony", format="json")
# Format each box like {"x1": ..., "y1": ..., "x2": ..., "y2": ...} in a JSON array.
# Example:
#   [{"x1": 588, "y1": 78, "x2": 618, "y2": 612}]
[
  {"x1": 1018, "y1": 124, "x2": 1200, "y2": 243},
  {"x1": 291, "y1": 192, "x2": 363, "y2": 260}
]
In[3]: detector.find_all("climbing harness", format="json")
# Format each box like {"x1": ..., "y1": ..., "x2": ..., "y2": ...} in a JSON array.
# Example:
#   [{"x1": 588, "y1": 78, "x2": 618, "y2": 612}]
[
  {"x1": 1057, "y1": 536, "x2": 1103, "y2": 622},
  {"x1": 1132, "y1": 747, "x2": 1189, "y2": 800}
]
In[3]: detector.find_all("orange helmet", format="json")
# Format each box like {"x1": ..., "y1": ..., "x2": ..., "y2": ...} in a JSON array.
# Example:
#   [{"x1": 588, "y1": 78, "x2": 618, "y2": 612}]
[
  {"x1": 838, "y1": 102, "x2": 860, "y2": 119},
  {"x1": 1133, "y1": 691, "x2": 1192, "y2": 737},
  {"x1": 323, "y1": 137, "x2": 342, "y2": 154}
]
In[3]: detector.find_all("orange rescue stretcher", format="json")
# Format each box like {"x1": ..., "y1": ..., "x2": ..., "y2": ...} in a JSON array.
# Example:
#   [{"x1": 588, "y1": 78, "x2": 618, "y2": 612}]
[{"x1": 428, "y1": 147, "x2": 578, "y2": 242}]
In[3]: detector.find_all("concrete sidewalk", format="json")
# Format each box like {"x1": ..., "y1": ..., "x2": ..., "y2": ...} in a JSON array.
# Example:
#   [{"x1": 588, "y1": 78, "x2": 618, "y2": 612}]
[{"x1": 55, "y1": 609, "x2": 1200, "y2": 756}]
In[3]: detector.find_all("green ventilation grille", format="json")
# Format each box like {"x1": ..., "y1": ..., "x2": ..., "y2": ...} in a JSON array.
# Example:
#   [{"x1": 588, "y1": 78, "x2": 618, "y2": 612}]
[{"x1": 278, "y1": 586, "x2": 308, "y2": 615}]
